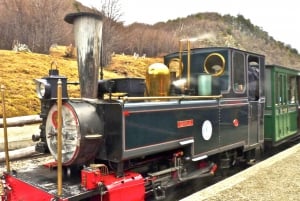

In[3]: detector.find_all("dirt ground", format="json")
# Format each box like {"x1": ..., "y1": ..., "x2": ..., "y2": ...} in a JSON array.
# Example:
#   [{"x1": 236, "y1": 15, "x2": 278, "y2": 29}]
[{"x1": 182, "y1": 143, "x2": 300, "y2": 201}]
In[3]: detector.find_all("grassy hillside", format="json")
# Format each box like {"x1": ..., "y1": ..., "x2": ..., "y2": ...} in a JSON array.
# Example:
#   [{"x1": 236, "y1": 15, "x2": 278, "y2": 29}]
[{"x1": 0, "y1": 49, "x2": 162, "y2": 117}]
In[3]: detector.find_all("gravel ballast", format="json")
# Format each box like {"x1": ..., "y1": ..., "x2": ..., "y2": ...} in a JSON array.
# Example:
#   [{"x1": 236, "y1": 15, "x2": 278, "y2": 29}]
[{"x1": 181, "y1": 143, "x2": 300, "y2": 201}]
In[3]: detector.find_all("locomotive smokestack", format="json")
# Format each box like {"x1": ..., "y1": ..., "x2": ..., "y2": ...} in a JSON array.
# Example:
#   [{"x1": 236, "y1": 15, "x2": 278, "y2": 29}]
[{"x1": 64, "y1": 12, "x2": 103, "y2": 99}]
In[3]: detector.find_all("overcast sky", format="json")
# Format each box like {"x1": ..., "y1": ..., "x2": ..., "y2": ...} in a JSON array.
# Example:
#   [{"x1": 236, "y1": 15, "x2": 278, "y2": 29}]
[{"x1": 78, "y1": 0, "x2": 300, "y2": 52}]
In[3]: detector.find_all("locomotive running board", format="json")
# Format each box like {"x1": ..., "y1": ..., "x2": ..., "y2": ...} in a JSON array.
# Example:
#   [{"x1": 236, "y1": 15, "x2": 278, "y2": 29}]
[
  {"x1": 192, "y1": 155, "x2": 208, "y2": 161},
  {"x1": 179, "y1": 139, "x2": 194, "y2": 145}
]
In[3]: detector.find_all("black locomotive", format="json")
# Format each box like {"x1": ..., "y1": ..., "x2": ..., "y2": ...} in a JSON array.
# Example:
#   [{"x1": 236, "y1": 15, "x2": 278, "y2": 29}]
[{"x1": 1, "y1": 12, "x2": 300, "y2": 201}]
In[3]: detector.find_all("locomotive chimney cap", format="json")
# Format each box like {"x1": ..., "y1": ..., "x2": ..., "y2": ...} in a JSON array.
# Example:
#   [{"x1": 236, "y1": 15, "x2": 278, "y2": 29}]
[{"x1": 64, "y1": 12, "x2": 102, "y2": 24}]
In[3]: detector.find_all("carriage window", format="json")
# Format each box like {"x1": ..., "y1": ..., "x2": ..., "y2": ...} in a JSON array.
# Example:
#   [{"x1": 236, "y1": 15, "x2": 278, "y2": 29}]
[
  {"x1": 233, "y1": 52, "x2": 245, "y2": 92},
  {"x1": 288, "y1": 76, "x2": 297, "y2": 104},
  {"x1": 275, "y1": 73, "x2": 284, "y2": 105}
]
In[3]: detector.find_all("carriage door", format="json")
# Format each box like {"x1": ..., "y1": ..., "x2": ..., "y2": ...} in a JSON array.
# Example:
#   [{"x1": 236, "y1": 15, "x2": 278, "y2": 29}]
[
  {"x1": 275, "y1": 72, "x2": 289, "y2": 139},
  {"x1": 247, "y1": 56, "x2": 261, "y2": 145}
]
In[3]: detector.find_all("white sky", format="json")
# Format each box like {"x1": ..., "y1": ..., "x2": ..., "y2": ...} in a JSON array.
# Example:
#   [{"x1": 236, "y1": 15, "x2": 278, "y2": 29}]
[{"x1": 78, "y1": 0, "x2": 300, "y2": 52}]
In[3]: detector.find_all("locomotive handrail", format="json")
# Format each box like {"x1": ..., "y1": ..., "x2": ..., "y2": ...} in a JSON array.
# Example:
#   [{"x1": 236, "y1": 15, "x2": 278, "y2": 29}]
[
  {"x1": 105, "y1": 94, "x2": 222, "y2": 102},
  {"x1": 1, "y1": 85, "x2": 10, "y2": 172},
  {"x1": 57, "y1": 79, "x2": 63, "y2": 196}
]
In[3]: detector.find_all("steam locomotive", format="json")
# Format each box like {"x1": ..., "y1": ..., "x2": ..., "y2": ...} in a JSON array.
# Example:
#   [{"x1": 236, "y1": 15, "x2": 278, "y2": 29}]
[{"x1": 1, "y1": 12, "x2": 300, "y2": 201}]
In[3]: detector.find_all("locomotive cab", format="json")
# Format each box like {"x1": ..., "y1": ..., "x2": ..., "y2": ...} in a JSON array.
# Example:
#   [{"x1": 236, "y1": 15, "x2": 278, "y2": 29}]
[{"x1": 164, "y1": 46, "x2": 265, "y2": 162}]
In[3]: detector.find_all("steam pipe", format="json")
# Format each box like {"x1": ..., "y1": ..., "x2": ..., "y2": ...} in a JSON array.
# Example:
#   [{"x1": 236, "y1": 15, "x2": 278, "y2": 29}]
[
  {"x1": 105, "y1": 94, "x2": 222, "y2": 102},
  {"x1": 179, "y1": 39, "x2": 192, "y2": 90},
  {"x1": 179, "y1": 41, "x2": 183, "y2": 79},
  {"x1": 187, "y1": 40, "x2": 191, "y2": 89},
  {"x1": 64, "y1": 12, "x2": 103, "y2": 99}
]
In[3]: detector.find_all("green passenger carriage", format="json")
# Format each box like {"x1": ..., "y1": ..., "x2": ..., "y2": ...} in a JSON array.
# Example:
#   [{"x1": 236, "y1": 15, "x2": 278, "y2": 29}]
[{"x1": 264, "y1": 65, "x2": 300, "y2": 146}]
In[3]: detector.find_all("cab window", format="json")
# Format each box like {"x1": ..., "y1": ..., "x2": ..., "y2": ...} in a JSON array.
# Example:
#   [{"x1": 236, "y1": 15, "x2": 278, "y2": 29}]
[{"x1": 233, "y1": 52, "x2": 245, "y2": 93}]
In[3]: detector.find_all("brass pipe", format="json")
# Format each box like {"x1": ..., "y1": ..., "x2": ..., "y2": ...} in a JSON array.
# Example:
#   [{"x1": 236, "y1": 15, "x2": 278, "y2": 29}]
[
  {"x1": 179, "y1": 40, "x2": 183, "y2": 79},
  {"x1": 57, "y1": 79, "x2": 63, "y2": 196},
  {"x1": 1, "y1": 85, "x2": 10, "y2": 172},
  {"x1": 179, "y1": 39, "x2": 191, "y2": 89},
  {"x1": 187, "y1": 40, "x2": 191, "y2": 89}
]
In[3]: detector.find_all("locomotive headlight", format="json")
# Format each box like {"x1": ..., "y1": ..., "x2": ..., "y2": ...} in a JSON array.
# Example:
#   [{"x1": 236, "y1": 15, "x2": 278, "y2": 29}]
[
  {"x1": 35, "y1": 79, "x2": 50, "y2": 98},
  {"x1": 38, "y1": 82, "x2": 46, "y2": 97}
]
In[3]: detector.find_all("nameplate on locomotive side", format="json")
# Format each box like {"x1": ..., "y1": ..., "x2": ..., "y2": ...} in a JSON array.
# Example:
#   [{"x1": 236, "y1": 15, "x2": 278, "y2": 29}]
[{"x1": 177, "y1": 119, "x2": 194, "y2": 128}]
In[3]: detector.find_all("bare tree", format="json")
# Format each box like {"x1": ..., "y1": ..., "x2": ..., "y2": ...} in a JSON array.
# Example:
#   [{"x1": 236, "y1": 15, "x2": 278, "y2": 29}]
[
  {"x1": 0, "y1": 0, "x2": 176, "y2": 57},
  {"x1": 120, "y1": 23, "x2": 178, "y2": 57},
  {"x1": 29, "y1": 0, "x2": 73, "y2": 52},
  {"x1": 0, "y1": 0, "x2": 74, "y2": 53},
  {"x1": 98, "y1": 0, "x2": 123, "y2": 66}
]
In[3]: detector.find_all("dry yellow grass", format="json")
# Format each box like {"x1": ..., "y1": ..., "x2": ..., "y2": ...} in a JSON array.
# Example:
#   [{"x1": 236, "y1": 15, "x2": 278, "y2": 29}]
[
  {"x1": 0, "y1": 50, "x2": 162, "y2": 117},
  {"x1": 107, "y1": 54, "x2": 163, "y2": 78}
]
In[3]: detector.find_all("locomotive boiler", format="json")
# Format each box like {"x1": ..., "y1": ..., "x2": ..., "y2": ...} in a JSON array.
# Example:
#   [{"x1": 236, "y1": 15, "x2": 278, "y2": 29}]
[{"x1": 2, "y1": 11, "x2": 300, "y2": 201}]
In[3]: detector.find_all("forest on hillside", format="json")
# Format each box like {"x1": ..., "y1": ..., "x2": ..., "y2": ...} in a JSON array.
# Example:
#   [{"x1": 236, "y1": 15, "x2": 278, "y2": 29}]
[{"x1": 1, "y1": 0, "x2": 300, "y2": 67}]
